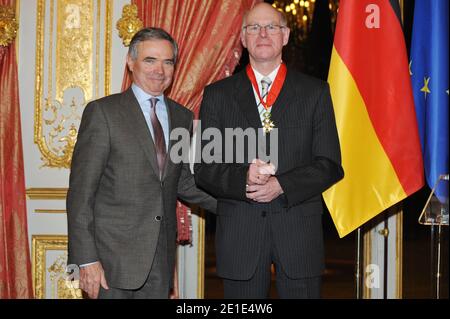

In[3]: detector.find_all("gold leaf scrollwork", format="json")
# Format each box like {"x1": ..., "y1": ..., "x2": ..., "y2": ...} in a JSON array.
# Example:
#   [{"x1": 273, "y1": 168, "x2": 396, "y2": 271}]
[
  {"x1": 36, "y1": 94, "x2": 82, "y2": 169},
  {"x1": 0, "y1": 5, "x2": 19, "y2": 47},
  {"x1": 48, "y1": 253, "x2": 82, "y2": 299},
  {"x1": 32, "y1": 235, "x2": 83, "y2": 299},
  {"x1": 34, "y1": 0, "x2": 95, "y2": 169},
  {"x1": 116, "y1": 4, "x2": 143, "y2": 47}
]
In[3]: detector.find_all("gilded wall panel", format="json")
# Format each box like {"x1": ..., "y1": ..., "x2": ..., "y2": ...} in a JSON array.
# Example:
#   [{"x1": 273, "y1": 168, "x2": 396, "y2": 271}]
[
  {"x1": 34, "y1": 0, "x2": 112, "y2": 169},
  {"x1": 32, "y1": 235, "x2": 82, "y2": 299},
  {"x1": 55, "y1": 0, "x2": 93, "y2": 103}
]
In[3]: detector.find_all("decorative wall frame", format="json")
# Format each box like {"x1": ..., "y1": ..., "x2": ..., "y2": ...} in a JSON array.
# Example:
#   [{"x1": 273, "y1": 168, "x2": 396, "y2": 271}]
[
  {"x1": 34, "y1": 0, "x2": 112, "y2": 168},
  {"x1": 32, "y1": 235, "x2": 82, "y2": 299}
]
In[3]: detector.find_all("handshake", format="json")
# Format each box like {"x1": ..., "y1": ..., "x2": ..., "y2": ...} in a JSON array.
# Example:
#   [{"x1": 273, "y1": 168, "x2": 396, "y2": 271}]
[{"x1": 246, "y1": 159, "x2": 283, "y2": 203}]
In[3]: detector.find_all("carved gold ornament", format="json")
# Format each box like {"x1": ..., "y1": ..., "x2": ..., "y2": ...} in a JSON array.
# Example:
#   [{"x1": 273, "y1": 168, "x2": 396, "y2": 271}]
[
  {"x1": 34, "y1": 0, "x2": 112, "y2": 169},
  {"x1": 32, "y1": 235, "x2": 82, "y2": 299},
  {"x1": 0, "y1": 5, "x2": 19, "y2": 46},
  {"x1": 26, "y1": 187, "x2": 68, "y2": 200},
  {"x1": 116, "y1": 4, "x2": 143, "y2": 46}
]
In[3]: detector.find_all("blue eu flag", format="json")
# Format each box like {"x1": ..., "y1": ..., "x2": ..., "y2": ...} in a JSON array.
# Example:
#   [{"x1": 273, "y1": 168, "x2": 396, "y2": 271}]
[{"x1": 410, "y1": 0, "x2": 449, "y2": 201}]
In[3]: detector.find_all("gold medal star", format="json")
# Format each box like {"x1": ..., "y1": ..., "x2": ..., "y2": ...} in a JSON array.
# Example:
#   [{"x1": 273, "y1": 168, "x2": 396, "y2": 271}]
[
  {"x1": 262, "y1": 111, "x2": 275, "y2": 133},
  {"x1": 263, "y1": 121, "x2": 275, "y2": 133}
]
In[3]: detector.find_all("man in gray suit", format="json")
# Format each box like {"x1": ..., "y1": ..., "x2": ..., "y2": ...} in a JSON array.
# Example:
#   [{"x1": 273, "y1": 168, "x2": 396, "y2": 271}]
[
  {"x1": 67, "y1": 28, "x2": 216, "y2": 299},
  {"x1": 194, "y1": 3, "x2": 343, "y2": 298}
]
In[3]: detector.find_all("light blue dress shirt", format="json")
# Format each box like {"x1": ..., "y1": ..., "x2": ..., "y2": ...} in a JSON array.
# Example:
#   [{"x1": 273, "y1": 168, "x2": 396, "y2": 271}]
[{"x1": 131, "y1": 83, "x2": 170, "y2": 150}]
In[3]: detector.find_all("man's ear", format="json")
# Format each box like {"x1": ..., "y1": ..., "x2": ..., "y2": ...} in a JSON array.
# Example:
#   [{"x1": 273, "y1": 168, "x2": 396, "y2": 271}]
[
  {"x1": 240, "y1": 31, "x2": 247, "y2": 49},
  {"x1": 126, "y1": 54, "x2": 134, "y2": 72},
  {"x1": 282, "y1": 27, "x2": 290, "y2": 46}
]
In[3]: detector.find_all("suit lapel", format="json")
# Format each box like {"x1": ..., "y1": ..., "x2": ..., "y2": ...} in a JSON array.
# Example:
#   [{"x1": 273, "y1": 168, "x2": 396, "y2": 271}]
[
  {"x1": 234, "y1": 71, "x2": 262, "y2": 129},
  {"x1": 119, "y1": 88, "x2": 160, "y2": 178},
  {"x1": 270, "y1": 68, "x2": 295, "y2": 127}
]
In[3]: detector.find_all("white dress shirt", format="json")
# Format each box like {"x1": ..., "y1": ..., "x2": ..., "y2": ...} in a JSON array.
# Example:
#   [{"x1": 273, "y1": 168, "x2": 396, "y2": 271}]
[{"x1": 251, "y1": 64, "x2": 281, "y2": 124}]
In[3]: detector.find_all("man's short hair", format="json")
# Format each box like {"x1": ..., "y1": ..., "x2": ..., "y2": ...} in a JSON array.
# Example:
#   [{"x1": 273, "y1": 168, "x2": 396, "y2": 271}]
[{"x1": 128, "y1": 27, "x2": 179, "y2": 64}]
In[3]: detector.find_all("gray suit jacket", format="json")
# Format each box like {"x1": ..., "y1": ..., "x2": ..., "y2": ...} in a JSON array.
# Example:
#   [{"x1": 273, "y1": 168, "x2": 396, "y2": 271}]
[
  {"x1": 195, "y1": 68, "x2": 344, "y2": 280},
  {"x1": 67, "y1": 88, "x2": 216, "y2": 289}
]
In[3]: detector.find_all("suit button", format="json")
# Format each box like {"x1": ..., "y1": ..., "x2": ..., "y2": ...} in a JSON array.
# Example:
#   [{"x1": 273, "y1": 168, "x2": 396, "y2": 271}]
[
  {"x1": 261, "y1": 211, "x2": 267, "y2": 217},
  {"x1": 155, "y1": 216, "x2": 162, "y2": 221}
]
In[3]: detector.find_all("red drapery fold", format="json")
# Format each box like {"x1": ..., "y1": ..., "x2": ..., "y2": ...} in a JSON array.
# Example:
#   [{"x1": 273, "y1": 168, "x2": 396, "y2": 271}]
[
  {"x1": 122, "y1": 0, "x2": 259, "y2": 243},
  {"x1": 0, "y1": 0, "x2": 34, "y2": 298}
]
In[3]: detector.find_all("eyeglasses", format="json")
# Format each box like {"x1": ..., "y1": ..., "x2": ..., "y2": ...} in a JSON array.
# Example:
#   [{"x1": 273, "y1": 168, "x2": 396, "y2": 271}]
[{"x1": 243, "y1": 24, "x2": 286, "y2": 35}]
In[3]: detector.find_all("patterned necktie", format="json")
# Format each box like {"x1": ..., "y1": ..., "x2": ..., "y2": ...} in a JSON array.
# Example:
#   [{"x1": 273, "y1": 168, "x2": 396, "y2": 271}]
[
  {"x1": 259, "y1": 77, "x2": 272, "y2": 122},
  {"x1": 261, "y1": 76, "x2": 272, "y2": 99},
  {"x1": 149, "y1": 97, "x2": 166, "y2": 177}
]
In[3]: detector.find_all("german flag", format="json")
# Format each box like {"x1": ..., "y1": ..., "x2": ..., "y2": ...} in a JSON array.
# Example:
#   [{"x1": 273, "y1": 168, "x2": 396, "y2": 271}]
[{"x1": 323, "y1": 0, "x2": 424, "y2": 238}]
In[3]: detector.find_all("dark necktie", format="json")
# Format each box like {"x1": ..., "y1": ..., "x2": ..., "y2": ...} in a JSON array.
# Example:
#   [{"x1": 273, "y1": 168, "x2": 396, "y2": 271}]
[
  {"x1": 259, "y1": 77, "x2": 272, "y2": 123},
  {"x1": 261, "y1": 76, "x2": 272, "y2": 99},
  {"x1": 149, "y1": 97, "x2": 166, "y2": 177}
]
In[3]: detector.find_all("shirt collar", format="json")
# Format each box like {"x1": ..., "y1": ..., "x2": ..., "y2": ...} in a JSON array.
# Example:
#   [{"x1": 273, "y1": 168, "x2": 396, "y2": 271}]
[
  {"x1": 251, "y1": 64, "x2": 281, "y2": 86},
  {"x1": 131, "y1": 83, "x2": 165, "y2": 105}
]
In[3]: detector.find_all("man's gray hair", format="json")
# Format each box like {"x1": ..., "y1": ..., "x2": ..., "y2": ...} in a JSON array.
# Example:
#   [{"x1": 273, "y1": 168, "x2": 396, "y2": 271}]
[{"x1": 128, "y1": 27, "x2": 179, "y2": 64}]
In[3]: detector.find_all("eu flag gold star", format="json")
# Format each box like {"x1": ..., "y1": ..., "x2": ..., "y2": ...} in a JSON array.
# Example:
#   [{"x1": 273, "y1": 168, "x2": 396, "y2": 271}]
[{"x1": 421, "y1": 77, "x2": 431, "y2": 99}]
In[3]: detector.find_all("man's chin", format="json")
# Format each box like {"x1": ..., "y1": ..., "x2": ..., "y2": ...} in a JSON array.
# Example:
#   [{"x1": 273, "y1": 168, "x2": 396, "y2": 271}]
[
  {"x1": 252, "y1": 54, "x2": 277, "y2": 62},
  {"x1": 252, "y1": 47, "x2": 275, "y2": 55}
]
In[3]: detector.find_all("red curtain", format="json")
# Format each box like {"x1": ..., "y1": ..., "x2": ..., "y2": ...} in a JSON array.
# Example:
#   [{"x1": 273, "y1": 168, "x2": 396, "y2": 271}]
[
  {"x1": 0, "y1": 0, "x2": 34, "y2": 298},
  {"x1": 123, "y1": 0, "x2": 259, "y2": 116},
  {"x1": 122, "y1": 0, "x2": 260, "y2": 243}
]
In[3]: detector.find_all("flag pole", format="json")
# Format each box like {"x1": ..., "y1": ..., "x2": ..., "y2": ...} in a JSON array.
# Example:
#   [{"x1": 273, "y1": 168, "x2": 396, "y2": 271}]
[
  {"x1": 383, "y1": 217, "x2": 389, "y2": 299},
  {"x1": 355, "y1": 227, "x2": 363, "y2": 299},
  {"x1": 430, "y1": 225, "x2": 436, "y2": 297},
  {"x1": 431, "y1": 224, "x2": 443, "y2": 299},
  {"x1": 436, "y1": 224, "x2": 442, "y2": 299}
]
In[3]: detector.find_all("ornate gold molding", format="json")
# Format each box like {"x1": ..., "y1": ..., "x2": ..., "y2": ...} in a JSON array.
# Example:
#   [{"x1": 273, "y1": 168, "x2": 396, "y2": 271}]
[
  {"x1": 34, "y1": 0, "x2": 91, "y2": 169},
  {"x1": 104, "y1": 0, "x2": 112, "y2": 95},
  {"x1": 32, "y1": 235, "x2": 82, "y2": 299},
  {"x1": 34, "y1": 209, "x2": 66, "y2": 214},
  {"x1": 15, "y1": 0, "x2": 19, "y2": 54},
  {"x1": 26, "y1": 188, "x2": 68, "y2": 200},
  {"x1": 55, "y1": 0, "x2": 94, "y2": 103},
  {"x1": 34, "y1": 0, "x2": 113, "y2": 169},
  {"x1": 197, "y1": 210, "x2": 205, "y2": 298},
  {"x1": 116, "y1": 4, "x2": 142, "y2": 47},
  {"x1": 0, "y1": 4, "x2": 19, "y2": 46}
]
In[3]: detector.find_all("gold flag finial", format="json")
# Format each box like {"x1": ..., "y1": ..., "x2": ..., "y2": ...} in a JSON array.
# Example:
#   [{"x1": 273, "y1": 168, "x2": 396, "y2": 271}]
[
  {"x1": 0, "y1": 5, "x2": 19, "y2": 47},
  {"x1": 116, "y1": 4, "x2": 143, "y2": 47}
]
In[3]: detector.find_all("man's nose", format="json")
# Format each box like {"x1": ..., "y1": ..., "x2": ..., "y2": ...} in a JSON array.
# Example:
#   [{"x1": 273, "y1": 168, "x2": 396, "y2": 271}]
[
  {"x1": 153, "y1": 62, "x2": 164, "y2": 73},
  {"x1": 259, "y1": 26, "x2": 268, "y2": 37}
]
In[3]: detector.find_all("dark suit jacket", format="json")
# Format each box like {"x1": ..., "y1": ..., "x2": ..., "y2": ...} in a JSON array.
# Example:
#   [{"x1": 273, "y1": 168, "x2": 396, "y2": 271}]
[
  {"x1": 194, "y1": 68, "x2": 344, "y2": 280},
  {"x1": 67, "y1": 88, "x2": 216, "y2": 290}
]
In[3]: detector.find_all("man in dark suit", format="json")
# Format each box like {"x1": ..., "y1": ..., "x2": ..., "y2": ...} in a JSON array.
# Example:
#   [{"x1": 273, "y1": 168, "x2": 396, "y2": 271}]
[
  {"x1": 194, "y1": 3, "x2": 343, "y2": 298},
  {"x1": 67, "y1": 28, "x2": 216, "y2": 299}
]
